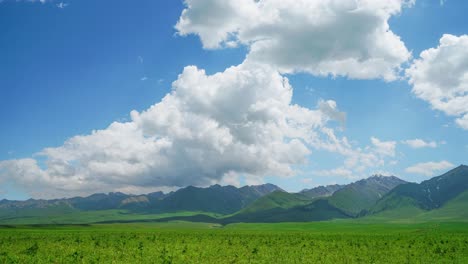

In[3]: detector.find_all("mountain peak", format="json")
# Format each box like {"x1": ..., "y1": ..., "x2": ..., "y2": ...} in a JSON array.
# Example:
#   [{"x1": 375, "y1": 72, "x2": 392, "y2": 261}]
[
  {"x1": 245, "y1": 183, "x2": 284, "y2": 194},
  {"x1": 364, "y1": 175, "x2": 405, "y2": 184},
  {"x1": 368, "y1": 174, "x2": 394, "y2": 179},
  {"x1": 300, "y1": 184, "x2": 344, "y2": 199},
  {"x1": 372, "y1": 164, "x2": 468, "y2": 214},
  {"x1": 434, "y1": 165, "x2": 468, "y2": 181}
]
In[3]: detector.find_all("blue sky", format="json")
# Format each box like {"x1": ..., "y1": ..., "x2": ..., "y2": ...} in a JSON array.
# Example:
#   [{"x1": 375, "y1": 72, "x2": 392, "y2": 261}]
[{"x1": 0, "y1": 0, "x2": 467, "y2": 199}]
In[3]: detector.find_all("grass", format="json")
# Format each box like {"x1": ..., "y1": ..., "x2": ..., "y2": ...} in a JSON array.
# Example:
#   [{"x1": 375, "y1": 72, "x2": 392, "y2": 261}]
[
  {"x1": 419, "y1": 190, "x2": 468, "y2": 221},
  {"x1": 0, "y1": 221, "x2": 467, "y2": 263},
  {"x1": 362, "y1": 191, "x2": 468, "y2": 223},
  {"x1": 238, "y1": 191, "x2": 313, "y2": 214},
  {"x1": 0, "y1": 210, "x2": 221, "y2": 225}
]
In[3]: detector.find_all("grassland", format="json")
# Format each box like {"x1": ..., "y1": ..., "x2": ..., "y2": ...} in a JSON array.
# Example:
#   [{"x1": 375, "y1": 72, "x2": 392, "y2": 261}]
[
  {"x1": 0, "y1": 221, "x2": 467, "y2": 263},
  {"x1": 0, "y1": 209, "x2": 221, "y2": 225}
]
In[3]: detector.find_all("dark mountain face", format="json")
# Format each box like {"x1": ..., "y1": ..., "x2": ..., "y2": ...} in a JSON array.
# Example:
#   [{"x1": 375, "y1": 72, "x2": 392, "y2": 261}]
[
  {"x1": 223, "y1": 199, "x2": 351, "y2": 224},
  {"x1": 245, "y1": 183, "x2": 285, "y2": 196},
  {"x1": 415, "y1": 165, "x2": 468, "y2": 209},
  {"x1": 152, "y1": 184, "x2": 283, "y2": 214},
  {"x1": 0, "y1": 184, "x2": 283, "y2": 215},
  {"x1": 300, "y1": 184, "x2": 344, "y2": 199},
  {"x1": 353, "y1": 175, "x2": 408, "y2": 191},
  {"x1": 120, "y1": 191, "x2": 169, "y2": 210},
  {"x1": 0, "y1": 199, "x2": 71, "y2": 210},
  {"x1": 69, "y1": 192, "x2": 129, "y2": 211},
  {"x1": 147, "y1": 191, "x2": 166, "y2": 200},
  {"x1": 0, "y1": 192, "x2": 132, "y2": 211},
  {"x1": 222, "y1": 175, "x2": 407, "y2": 223},
  {"x1": 372, "y1": 165, "x2": 468, "y2": 213},
  {"x1": 327, "y1": 175, "x2": 408, "y2": 216}
]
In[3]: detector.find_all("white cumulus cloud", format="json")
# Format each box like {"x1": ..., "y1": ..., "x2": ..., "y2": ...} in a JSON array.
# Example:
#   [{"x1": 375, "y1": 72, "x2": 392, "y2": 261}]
[
  {"x1": 371, "y1": 137, "x2": 396, "y2": 157},
  {"x1": 402, "y1": 139, "x2": 438, "y2": 149},
  {"x1": 176, "y1": 0, "x2": 413, "y2": 81},
  {"x1": 406, "y1": 34, "x2": 468, "y2": 130},
  {"x1": 311, "y1": 134, "x2": 399, "y2": 180},
  {"x1": 0, "y1": 61, "x2": 346, "y2": 198},
  {"x1": 405, "y1": 160, "x2": 454, "y2": 176}
]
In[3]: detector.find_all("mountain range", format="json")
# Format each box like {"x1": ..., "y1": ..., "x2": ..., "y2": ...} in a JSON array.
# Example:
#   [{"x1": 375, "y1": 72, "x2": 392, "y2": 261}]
[
  {"x1": 370, "y1": 164, "x2": 468, "y2": 215},
  {"x1": 0, "y1": 165, "x2": 467, "y2": 225}
]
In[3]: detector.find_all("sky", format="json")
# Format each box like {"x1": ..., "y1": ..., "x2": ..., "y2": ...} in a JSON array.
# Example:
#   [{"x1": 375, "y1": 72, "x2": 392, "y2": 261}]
[{"x1": 0, "y1": 0, "x2": 467, "y2": 200}]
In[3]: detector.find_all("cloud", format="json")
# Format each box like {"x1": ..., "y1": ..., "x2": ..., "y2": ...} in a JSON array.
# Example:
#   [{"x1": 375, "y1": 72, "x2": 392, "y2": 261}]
[
  {"x1": 0, "y1": 1, "x2": 422, "y2": 198},
  {"x1": 405, "y1": 161, "x2": 454, "y2": 176},
  {"x1": 318, "y1": 100, "x2": 346, "y2": 126},
  {"x1": 311, "y1": 134, "x2": 399, "y2": 180},
  {"x1": 176, "y1": 0, "x2": 413, "y2": 80},
  {"x1": 56, "y1": 2, "x2": 68, "y2": 9},
  {"x1": 0, "y1": 61, "x2": 347, "y2": 198},
  {"x1": 371, "y1": 137, "x2": 396, "y2": 157},
  {"x1": 456, "y1": 114, "x2": 468, "y2": 130},
  {"x1": 406, "y1": 34, "x2": 468, "y2": 130},
  {"x1": 402, "y1": 139, "x2": 438, "y2": 149}
]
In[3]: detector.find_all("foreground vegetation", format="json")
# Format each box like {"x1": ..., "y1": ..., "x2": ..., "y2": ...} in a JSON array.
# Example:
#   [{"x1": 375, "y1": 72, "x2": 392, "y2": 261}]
[{"x1": 0, "y1": 221, "x2": 467, "y2": 263}]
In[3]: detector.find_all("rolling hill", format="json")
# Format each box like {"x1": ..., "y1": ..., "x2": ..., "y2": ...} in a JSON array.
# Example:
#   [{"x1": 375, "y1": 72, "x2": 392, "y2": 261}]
[
  {"x1": 0, "y1": 184, "x2": 282, "y2": 222},
  {"x1": 220, "y1": 175, "x2": 407, "y2": 223},
  {"x1": 418, "y1": 190, "x2": 468, "y2": 221},
  {"x1": 238, "y1": 191, "x2": 312, "y2": 214},
  {"x1": 370, "y1": 165, "x2": 468, "y2": 215},
  {"x1": 328, "y1": 175, "x2": 407, "y2": 216},
  {"x1": 151, "y1": 184, "x2": 283, "y2": 214},
  {"x1": 222, "y1": 198, "x2": 351, "y2": 224}
]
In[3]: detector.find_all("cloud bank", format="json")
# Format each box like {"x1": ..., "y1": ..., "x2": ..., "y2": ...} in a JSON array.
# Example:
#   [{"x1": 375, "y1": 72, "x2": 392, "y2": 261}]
[
  {"x1": 311, "y1": 134, "x2": 399, "y2": 180},
  {"x1": 176, "y1": 0, "x2": 413, "y2": 80},
  {"x1": 0, "y1": 62, "x2": 346, "y2": 198},
  {"x1": 407, "y1": 34, "x2": 468, "y2": 130},
  {"x1": 405, "y1": 160, "x2": 454, "y2": 176}
]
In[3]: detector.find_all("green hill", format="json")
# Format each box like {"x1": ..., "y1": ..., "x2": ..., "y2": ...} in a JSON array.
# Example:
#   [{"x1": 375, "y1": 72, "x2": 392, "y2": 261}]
[
  {"x1": 362, "y1": 190, "x2": 468, "y2": 223},
  {"x1": 238, "y1": 191, "x2": 313, "y2": 214},
  {"x1": 371, "y1": 165, "x2": 468, "y2": 215},
  {"x1": 223, "y1": 198, "x2": 351, "y2": 223},
  {"x1": 152, "y1": 184, "x2": 282, "y2": 214},
  {"x1": 0, "y1": 184, "x2": 283, "y2": 221},
  {"x1": 419, "y1": 190, "x2": 468, "y2": 221},
  {"x1": 328, "y1": 175, "x2": 407, "y2": 216},
  {"x1": 223, "y1": 186, "x2": 356, "y2": 223}
]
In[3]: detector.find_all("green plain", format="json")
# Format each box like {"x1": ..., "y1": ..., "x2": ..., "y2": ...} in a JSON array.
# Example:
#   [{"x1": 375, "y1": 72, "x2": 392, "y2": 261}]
[{"x1": 0, "y1": 221, "x2": 467, "y2": 263}]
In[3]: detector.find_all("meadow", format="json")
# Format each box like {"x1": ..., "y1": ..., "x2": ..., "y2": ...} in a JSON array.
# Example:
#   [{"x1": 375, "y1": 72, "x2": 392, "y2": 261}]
[{"x1": 0, "y1": 221, "x2": 467, "y2": 263}]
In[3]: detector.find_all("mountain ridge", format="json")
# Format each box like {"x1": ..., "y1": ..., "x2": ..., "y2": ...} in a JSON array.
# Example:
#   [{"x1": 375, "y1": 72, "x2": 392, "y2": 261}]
[
  {"x1": 370, "y1": 165, "x2": 468, "y2": 215},
  {"x1": 221, "y1": 175, "x2": 407, "y2": 223},
  {"x1": 0, "y1": 183, "x2": 284, "y2": 215},
  {"x1": 1, "y1": 166, "x2": 467, "y2": 225}
]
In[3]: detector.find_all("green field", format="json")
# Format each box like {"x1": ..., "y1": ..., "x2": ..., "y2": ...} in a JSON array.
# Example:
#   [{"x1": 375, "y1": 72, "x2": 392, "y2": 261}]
[
  {"x1": 0, "y1": 221, "x2": 467, "y2": 263},
  {"x1": 0, "y1": 209, "x2": 222, "y2": 225}
]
